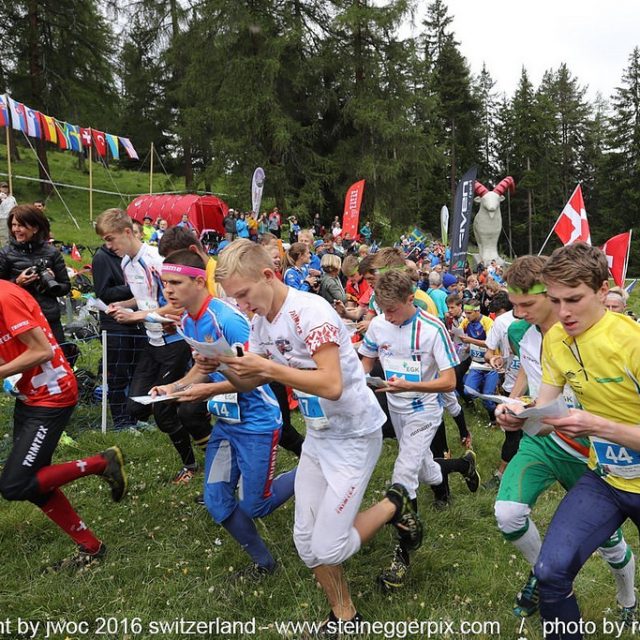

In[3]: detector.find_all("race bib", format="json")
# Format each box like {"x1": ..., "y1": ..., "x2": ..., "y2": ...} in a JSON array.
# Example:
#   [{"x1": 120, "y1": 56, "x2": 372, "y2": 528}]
[
  {"x1": 592, "y1": 437, "x2": 640, "y2": 479},
  {"x1": 383, "y1": 356, "x2": 422, "y2": 399},
  {"x1": 207, "y1": 393, "x2": 241, "y2": 424},
  {"x1": 295, "y1": 391, "x2": 329, "y2": 431},
  {"x1": 470, "y1": 345, "x2": 487, "y2": 363}
]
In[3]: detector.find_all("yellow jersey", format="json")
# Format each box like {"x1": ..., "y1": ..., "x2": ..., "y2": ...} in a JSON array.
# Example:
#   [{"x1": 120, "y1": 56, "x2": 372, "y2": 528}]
[
  {"x1": 414, "y1": 288, "x2": 439, "y2": 317},
  {"x1": 542, "y1": 311, "x2": 640, "y2": 493}
]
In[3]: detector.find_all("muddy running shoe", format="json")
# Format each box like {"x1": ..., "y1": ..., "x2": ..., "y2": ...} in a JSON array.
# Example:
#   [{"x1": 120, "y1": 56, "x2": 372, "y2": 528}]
[
  {"x1": 100, "y1": 446, "x2": 127, "y2": 502},
  {"x1": 513, "y1": 570, "x2": 539, "y2": 617},
  {"x1": 172, "y1": 466, "x2": 197, "y2": 485},
  {"x1": 47, "y1": 543, "x2": 107, "y2": 573},
  {"x1": 377, "y1": 545, "x2": 410, "y2": 592},
  {"x1": 230, "y1": 561, "x2": 277, "y2": 584},
  {"x1": 462, "y1": 450, "x2": 480, "y2": 493},
  {"x1": 385, "y1": 483, "x2": 423, "y2": 552},
  {"x1": 619, "y1": 601, "x2": 637, "y2": 629}
]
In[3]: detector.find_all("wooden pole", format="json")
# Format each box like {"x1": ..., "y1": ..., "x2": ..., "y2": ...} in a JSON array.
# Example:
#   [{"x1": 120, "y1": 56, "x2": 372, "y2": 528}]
[
  {"x1": 89, "y1": 143, "x2": 93, "y2": 222},
  {"x1": 149, "y1": 142, "x2": 154, "y2": 195},
  {"x1": 5, "y1": 125, "x2": 12, "y2": 194}
]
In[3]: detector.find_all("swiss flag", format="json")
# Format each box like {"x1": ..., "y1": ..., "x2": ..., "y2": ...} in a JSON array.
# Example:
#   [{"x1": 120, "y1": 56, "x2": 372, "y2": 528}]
[
  {"x1": 71, "y1": 243, "x2": 82, "y2": 262},
  {"x1": 92, "y1": 129, "x2": 107, "y2": 157},
  {"x1": 80, "y1": 127, "x2": 92, "y2": 148},
  {"x1": 553, "y1": 184, "x2": 591, "y2": 246},
  {"x1": 602, "y1": 231, "x2": 631, "y2": 287}
]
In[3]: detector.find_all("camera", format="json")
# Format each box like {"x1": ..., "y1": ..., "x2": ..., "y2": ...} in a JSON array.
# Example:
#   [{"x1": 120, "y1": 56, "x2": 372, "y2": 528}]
[{"x1": 29, "y1": 258, "x2": 64, "y2": 296}]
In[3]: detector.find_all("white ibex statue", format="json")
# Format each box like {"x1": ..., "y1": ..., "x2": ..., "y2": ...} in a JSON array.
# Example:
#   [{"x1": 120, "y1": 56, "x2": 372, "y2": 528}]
[{"x1": 473, "y1": 176, "x2": 516, "y2": 265}]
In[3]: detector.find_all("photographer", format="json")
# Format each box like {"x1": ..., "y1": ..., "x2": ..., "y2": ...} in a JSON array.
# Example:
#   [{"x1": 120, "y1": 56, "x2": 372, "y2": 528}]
[{"x1": 0, "y1": 205, "x2": 71, "y2": 348}]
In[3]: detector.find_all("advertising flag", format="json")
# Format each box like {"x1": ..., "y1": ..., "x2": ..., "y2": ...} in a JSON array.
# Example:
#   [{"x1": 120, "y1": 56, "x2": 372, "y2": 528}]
[
  {"x1": 251, "y1": 167, "x2": 265, "y2": 219},
  {"x1": 449, "y1": 167, "x2": 478, "y2": 277},
  {"x1": 342, "y1": 179, "x2": 365, "y2": 239},
  {"x1": 553, "y1": 184, "x2": 591, "y2": 246},
  {"x1": 602, "y1": 230, "x2": 632, "y2": 287},
  {"x1": 441, "y1": 205, "x2": 449, "y2": 245}
]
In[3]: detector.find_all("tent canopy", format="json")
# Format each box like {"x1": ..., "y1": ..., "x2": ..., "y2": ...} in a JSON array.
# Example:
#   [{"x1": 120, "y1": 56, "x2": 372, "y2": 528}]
[{"x1": 127, "y1": 194, "x2": 227, "y2": 235}]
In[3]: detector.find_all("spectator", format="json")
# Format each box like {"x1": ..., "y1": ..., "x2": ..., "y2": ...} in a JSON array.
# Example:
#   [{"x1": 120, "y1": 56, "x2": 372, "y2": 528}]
[
  {"x1": 268, "y1": 207, "x2": 281, "y2": 238},
  {"x1": 283, "y1": 242, "x2": 316, "y2": 292},
  {"x1": 177, "y1": 212, "x2": 195, "y2": 232},
  {"x1": 33, "y1": 200, "x2": 46, "y2": 213},
  {"x1": 313, "y1": 212, "x2": 323, "y2": 238},
  {"x1": 257, "y1": 212, "x2": 268, "y2": 236},
  {"x1": 287, "y1": 215, "x2": 300, "y2": 244},
  {"x1": 141, "y1": 216, "x2": 155, "y2": 242},
  {"x1": 92, "y1": 221, "x2": 144, "y2": 431},
  {"x1": 359, "y1": 220, "x2": 372, "y2": 244},
  {"x1": 235, "y1": 212, "x2": 250, "y2": 239},
  {"x1": 331, "y1": 217, "x2": 342, "y2": 239},
  {"x1": 247, "y1": 214, "x2": 259, "y2": 241},
  {"x1": 426, "y1": 271, "x2": 448, "y2": 320},
  {"x1": 318, "y1": 253, "x2": 346, "y2": 305},
  {"x1": 0, "y1": 182, "x2": 17, "y2": 247},
  {"x1": 223, "y1": 209, "x2": 236, "y2": 242},
  {"x1": 0, "y1": 205, "x2": 71, "y2": 350},
  {"x1": 149, "y1": 219, "x2": 168, "y2": 245}
]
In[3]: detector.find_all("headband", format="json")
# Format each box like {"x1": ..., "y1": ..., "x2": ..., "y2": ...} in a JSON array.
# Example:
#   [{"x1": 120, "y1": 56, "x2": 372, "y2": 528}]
[
  {"x1": 463, "y1": 304, "x2": 480, "y2": 312},
  {"x1": 606, "y1": 291, "x2": 625, "y2": 300},
  {"x1": 162, "y1": 264, "x2": 207, "y2": 279},
  {"x1": 507, "y1": 283, "x2": 547, "y2": 295}
]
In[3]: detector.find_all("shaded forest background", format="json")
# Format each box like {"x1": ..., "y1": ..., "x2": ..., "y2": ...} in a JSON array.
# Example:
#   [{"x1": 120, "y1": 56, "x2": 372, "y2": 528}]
[{"x1": 1, "y1": 0, "x2": 640, "y2": 260}]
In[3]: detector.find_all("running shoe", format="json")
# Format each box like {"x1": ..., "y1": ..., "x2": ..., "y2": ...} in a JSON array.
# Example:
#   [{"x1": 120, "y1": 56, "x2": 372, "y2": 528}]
[
  {"x1": 230, "y1": 561, "x2": 277, "y2": 583},
  {"x1": 377, "y1": 545, "x2": 409, "y2": 592},
  {"x1": 619, "y1": 601, "x2": 637, "y2": 629},
  {"x1": 513, "y1": 570, "x2": 539, "y2": 617},
  {"x1": 385, "y1": 483, "x2": 423, "y2": 552},
  {"x1": 194, "y1": 493, "x2": 206, "y2": 506},
  {"x1": 316, "y1": 611, "x2": 363, "y2": 639},
  {"x1": 482, "y1": 473, "x2": 502, "y2": 491},
  {"x1": 172, "y1": 466, "x2": 197, "y2": 485},
  {"x1": 462, "y1": 450, "x2": 480, "y2": 493},
  {"x1": 47, "y1": 543, "x2": 107, "y2": 573},
  {"x1": 100, "y1": 446, "x2": 127, "y2": 502}
]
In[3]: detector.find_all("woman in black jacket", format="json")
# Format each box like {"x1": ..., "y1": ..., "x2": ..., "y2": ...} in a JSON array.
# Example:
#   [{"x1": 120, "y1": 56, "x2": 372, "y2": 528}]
[{"x1": 0, "y1": 205, "x2": 71, "y2": 347}]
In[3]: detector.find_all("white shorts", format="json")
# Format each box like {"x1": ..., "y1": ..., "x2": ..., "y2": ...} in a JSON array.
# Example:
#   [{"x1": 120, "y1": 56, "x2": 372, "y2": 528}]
[
  {"x1": 390, "y1": 410, "x2": 443, "y2": 498},
  {"x1": 293, "y1": 431, "x2": 382, "y2": 568}
]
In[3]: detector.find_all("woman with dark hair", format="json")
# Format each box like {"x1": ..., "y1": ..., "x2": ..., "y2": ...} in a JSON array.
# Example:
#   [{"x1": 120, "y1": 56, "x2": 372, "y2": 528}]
[{"x1": 0, "y1": 205, "x2": 71, "y2": 347}]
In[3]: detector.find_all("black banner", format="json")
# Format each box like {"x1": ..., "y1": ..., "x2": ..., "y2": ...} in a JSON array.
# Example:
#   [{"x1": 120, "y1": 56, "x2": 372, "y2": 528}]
[{"x1": 450, "y1": 166, "x2": 477, "y2": 278}]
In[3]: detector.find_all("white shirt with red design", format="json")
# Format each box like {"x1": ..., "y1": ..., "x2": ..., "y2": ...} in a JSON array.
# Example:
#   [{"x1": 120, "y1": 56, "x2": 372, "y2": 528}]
[
  {"x1": 0, "y1": 281, "x2": 77, "y2": 407},
  {"x1": 249, "y1": 288, "x2": 384, "y2": 439}
]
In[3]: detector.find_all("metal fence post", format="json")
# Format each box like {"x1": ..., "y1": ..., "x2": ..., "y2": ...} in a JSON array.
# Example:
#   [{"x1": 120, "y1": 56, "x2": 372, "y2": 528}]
[{"x1": 101, "y1": 330, "x2": 108, "y2": 434}]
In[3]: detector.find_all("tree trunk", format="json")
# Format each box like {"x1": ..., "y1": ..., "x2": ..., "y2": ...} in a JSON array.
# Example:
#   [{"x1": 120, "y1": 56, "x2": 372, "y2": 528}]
[
  {"x1": 184, "y1": 141, "x2": 193, "y2": 190},
  {"x1": 36, "y1": 138, "x2": 52, "y2": 196},
  {"x1": 527, "y1": 157, "x2": 533, "y2": 254}
]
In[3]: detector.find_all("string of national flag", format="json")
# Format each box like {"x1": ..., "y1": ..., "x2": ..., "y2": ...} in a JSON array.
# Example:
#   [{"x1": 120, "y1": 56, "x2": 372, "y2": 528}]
[{"x1": 0, "y1": 94, "x2": 138, "y2": 161}]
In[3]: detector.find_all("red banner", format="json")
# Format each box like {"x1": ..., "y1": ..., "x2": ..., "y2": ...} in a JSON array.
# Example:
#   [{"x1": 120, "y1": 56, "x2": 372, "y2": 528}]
[{"x1": 342, "y1": 179, "x2": 365, "y2": 240}]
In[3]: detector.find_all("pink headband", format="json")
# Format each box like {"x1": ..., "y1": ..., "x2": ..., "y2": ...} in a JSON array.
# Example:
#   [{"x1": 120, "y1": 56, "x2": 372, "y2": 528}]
[{"x1": 162, "y1": 264, "x2": 207, "y2": 279}]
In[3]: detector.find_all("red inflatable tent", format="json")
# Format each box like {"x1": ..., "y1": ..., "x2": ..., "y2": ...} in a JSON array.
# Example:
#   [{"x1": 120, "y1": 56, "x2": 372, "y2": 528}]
[{"x1": 127, "y1": 194, "x2": 227, "y2": 235}]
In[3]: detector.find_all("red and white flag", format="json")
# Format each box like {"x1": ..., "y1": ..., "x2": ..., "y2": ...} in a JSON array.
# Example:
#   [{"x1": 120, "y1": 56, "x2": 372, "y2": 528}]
[
  {"x1": 92, "y1": 129, "x2": 107, "y2": 157},
  {"x1": 71, "y1": 243, "x2": 82, "y2": 262},
  {"x1": 602, "y1": 231, "x2": 632, "y2": 287},
  {"x1": 553, "y1": 184, "x2": 591, "y2": 246}
]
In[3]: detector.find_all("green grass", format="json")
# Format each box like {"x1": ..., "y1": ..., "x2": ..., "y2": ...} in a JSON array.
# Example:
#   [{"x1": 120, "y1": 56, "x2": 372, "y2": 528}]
[{"x1": 0, "y1": 408, "x2": 636, "y2": 640}]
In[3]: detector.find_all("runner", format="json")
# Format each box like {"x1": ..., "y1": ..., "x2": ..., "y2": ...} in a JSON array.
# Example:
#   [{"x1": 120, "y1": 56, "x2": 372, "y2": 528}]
[
  {"x1": 0, "y1": 280, "x2": 126, "y2": 570},
  {"x1": 150, "y1": 250, "x2": 296, "y2": 580},
  {"x1": 496, "y1": 247, "x2": 637, "y2": 634},
  {"x1": 212, "y1": 239, "x2": 423, "y2": 629},
  {"x1": 359, "y1": 269, "x2": 480, "y2": 591}
]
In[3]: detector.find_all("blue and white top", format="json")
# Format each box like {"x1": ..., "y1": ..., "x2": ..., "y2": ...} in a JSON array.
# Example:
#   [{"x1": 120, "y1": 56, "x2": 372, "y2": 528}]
[
  {"x1": 180, "y1": 296, "x2": 281, "y2": 433},
  {"x1": 360, "y1": 309, "x2": 459, "y2": 415}
]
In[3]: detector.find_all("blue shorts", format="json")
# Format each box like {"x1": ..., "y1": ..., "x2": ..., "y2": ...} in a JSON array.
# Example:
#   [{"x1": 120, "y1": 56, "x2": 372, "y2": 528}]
[{"x1": 203, "y1": 422, "x2": 282, "y2": 523}]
